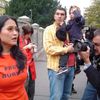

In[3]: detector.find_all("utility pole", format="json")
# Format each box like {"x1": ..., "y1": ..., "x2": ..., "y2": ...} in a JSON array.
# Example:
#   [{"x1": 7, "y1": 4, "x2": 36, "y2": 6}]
[{"x1": 30, "y1": 9, "x2": 32, "y2": 20}]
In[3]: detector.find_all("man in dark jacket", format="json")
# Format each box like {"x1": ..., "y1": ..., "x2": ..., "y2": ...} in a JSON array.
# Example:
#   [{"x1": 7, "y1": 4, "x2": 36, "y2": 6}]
[{"x1": 80, "y1": 28, "x2": 100, "y2": 100}]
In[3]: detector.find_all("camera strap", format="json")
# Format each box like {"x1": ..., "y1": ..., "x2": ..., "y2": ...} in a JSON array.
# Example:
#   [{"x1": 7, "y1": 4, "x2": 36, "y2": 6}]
[{"x1": 92, "y1": 56, "x2": 100, "y2": 70}]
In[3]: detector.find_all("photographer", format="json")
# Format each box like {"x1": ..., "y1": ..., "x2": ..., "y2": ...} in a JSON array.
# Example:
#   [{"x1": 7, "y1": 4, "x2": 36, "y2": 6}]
[{"x1": 80, "y1": 28, "x2": 100, "y2": 100}]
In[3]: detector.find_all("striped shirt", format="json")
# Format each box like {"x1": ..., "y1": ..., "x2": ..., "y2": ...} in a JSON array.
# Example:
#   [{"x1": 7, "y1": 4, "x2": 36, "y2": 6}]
[{"x1": 43, "y1": 23, "x2": 75, "y2": 72}]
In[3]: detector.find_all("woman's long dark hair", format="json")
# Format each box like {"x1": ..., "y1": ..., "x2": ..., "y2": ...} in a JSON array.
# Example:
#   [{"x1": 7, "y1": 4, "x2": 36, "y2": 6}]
[{"x1": 0, "y1": 15, "x2": 26, "y2": 72}]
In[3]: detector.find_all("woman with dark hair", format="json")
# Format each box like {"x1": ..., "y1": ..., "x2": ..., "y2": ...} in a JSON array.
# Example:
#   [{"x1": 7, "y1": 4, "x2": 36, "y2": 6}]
[
  {"x1": 0, "y1": 15, "x2": 28, "y2": 100},
  {"x1": 20, "y1": 24, "x2": 36, "y2": 100}
]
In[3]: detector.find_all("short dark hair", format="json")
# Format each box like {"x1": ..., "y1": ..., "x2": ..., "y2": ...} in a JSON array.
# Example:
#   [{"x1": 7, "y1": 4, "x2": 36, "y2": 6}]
[
  {"x1": 54, "y1": 6, "x2": 67, "y2": 16},
  {"x1": 94, "y1": 28, "x2": 100, "y2": 38},
  {"x1": 22, "y1": 24, "x2": 33, "y2": 35}
]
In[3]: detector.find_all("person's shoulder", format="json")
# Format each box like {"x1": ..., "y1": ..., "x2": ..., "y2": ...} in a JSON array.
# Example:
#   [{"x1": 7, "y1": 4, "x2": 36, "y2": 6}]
[
  {"x1": 46, "y1": 24, "x2": 54, "y2": 28},
  {"x1": 44, "y1": 24, "x2": 54, "y2": 30}
]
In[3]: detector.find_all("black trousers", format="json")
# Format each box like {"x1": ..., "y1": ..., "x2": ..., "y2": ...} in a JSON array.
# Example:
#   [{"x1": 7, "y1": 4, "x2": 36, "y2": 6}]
[{"x1": 26, "y1": 69, "x2": 35, "y2": 100}]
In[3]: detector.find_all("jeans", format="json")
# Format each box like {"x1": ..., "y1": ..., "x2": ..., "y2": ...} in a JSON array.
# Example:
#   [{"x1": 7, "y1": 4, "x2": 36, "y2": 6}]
[
  {"x1": 97, "y1": 96, "x2": 100, "y2": 100},
  {"x1": 59, "y1": 54, "x2": 69, "y2": 67},
  {"x1": 48, "y1": 67, "x2": 74, "y2": 100},
  {"x1": 82, "y1": 82, "x2": 97, "y2": 100}
]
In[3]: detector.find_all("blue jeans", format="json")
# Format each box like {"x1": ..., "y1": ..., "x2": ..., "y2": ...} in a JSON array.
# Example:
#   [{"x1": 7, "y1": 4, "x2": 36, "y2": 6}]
[
  {"x1": 82, "y1": 82, "x2": 97, "y2": 100},
  {"x1": 48, "y1": 67, "x2": 74, "y2": 100},
  {"x1": 97, "y1": 96, "x2": 100, "y2": 100}
]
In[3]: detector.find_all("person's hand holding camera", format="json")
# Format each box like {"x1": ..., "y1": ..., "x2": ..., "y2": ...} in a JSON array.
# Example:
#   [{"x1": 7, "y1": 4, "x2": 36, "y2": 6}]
[
  {"x1": 65, "y1": 43, "x2": 74, "y2": 53},
  {"x1": 80, "y1": 47, "x2": 91, "y2": 64}
]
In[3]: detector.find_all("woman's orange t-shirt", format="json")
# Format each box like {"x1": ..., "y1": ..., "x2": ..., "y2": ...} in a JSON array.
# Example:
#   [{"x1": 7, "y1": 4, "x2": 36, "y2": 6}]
[{"x1": 0, "y1": 54, "x2": 28, "y2": 100}]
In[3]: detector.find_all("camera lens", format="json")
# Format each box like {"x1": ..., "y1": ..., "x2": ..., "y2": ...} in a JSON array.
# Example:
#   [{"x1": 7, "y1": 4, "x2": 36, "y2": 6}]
[{"x1": 80, "y1": 43, "x2": 87, "y2": 51}]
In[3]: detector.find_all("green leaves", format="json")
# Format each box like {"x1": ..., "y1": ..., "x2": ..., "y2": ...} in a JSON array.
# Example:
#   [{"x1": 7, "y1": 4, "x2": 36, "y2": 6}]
[
  {"x1": 5, "y1": 0, "x2": 59, "y2": 28},
  {"x1": 84, "y1": 0, "x2": 100, "y2": 28}
]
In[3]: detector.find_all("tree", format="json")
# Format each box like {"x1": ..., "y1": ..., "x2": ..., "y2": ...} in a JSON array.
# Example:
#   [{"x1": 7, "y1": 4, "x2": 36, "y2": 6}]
[
  {"x1": 0, "y1": 0, "x2": 8, "y2": 15},
  {"x1": 84, "y1": 0, "x2": 100, "y2": 28},
  {"x1": 5, "y1": 0, "x2": 60, "y2": 27}
]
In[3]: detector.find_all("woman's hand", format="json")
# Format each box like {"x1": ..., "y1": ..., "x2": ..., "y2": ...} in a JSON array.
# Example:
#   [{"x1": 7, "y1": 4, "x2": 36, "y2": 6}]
[{"x1": 23, "y1": 43, "x2": 37, "y2": 53}]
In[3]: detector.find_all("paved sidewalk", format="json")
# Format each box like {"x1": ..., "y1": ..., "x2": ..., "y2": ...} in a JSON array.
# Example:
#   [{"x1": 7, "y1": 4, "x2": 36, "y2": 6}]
[
  {"x1": 34, "y1": 61, "x2": 87, "y2": 100},
  {"x1": 34, "y1": 49, "x2": 87, "y2": 100}
]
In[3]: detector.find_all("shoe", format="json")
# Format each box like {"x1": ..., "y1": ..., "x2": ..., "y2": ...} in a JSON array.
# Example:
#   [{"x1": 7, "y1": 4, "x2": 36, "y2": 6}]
[
  {"x1": 56, "y1": 67, "x2": 68, "y2": 75},
  {"x1": 72, "y1": 88, "x2": 77, "y2": 94}
]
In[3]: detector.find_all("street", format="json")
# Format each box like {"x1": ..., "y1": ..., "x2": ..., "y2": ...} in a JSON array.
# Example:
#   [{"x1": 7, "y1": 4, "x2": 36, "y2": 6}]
[{"x1": 34, "y1": 61, "x2": 87, "y2": 100}]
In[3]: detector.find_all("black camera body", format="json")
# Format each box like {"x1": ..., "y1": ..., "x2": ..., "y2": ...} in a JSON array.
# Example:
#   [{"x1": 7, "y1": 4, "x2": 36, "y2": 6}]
[
  {"x1": 73, "y1": 26, "x2": 97, "y2": 67},
  {"x1": 73, "y1": 26, "x2": 96, "y2": 53},
  {"x1": 73, "y1": 39, "x2": 89, "y2": 52},
  {"x1": 83, "y1": 26, "x2": 96, "y2": 41},
  {"x1": 72, "y1": 38, "x2": 94, "y2": 67},
  {"x1": 73, "y1": 39, "x2": 95, "y2": 52}
]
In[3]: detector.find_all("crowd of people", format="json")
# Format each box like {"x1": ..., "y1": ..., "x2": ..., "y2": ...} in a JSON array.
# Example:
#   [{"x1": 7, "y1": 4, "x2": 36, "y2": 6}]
[
  {"x1": 43, "y1": 6, "x2": 100, "y2": 100},
  {"x1": 0, "y1": 5, "x2": 100, "y2": 100}
]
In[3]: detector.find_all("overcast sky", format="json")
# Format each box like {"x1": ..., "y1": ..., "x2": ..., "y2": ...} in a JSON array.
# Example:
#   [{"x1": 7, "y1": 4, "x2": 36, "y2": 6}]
[{"x1": 59, "y1": 0, "x2": 92, "y2": 15}]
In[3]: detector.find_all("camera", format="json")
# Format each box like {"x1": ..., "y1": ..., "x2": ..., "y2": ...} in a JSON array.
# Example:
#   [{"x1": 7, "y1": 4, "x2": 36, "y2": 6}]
[
  {"x1": 73, "y1": 26, "x2": 96, "y2": 54},
  {"x1": 83, "y1": 26, "x2": 96, "y2": 41},
  {"x1": 73, "y1": 39, "x2": 89, "y2": 52},
  {"x1": 72, "y1": 27, "x2": 96, "y2": 67}
]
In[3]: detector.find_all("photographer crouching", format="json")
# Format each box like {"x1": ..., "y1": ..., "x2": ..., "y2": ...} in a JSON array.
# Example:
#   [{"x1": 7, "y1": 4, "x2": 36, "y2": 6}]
[{"x1": 80, "y1": 28, "x2": 100, "y2": 100}]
